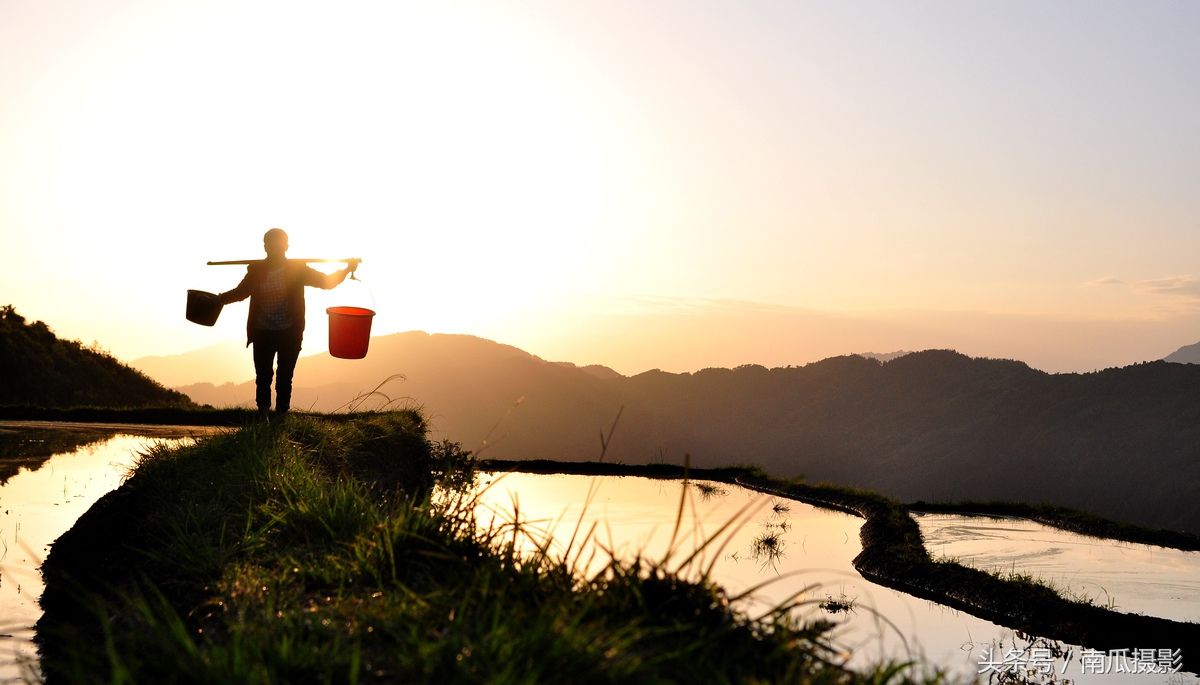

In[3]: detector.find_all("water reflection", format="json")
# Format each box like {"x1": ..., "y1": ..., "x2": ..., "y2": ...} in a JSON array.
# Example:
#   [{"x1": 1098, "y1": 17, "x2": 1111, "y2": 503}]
[
  {"x1": 472, "y1": 472, "x2": 1001, "y2": 680},
  {"x1": 0, "y1": 429, "x2": 205, "y2": 683},
  {"x1": 692, "y1": 482, "x2": 728, "y2": 501},
  {"x1": 471, "y1": 472, "x2": 1199, "y2": 683},
  {"x1": 917, "y1": 513, "x2": 1200, "y2": 623},
  {"x1": 0, "y1": 429, "x2": 113, "y2": 485},
  {"x1": 750, "y1": 523, "x2": 787, "y2": 570}
]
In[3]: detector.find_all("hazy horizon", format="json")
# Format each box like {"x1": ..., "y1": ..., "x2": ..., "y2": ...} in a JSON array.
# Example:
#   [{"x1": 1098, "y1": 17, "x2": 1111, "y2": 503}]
[
  {"x1": 125, "y1": 314, "x2": 1197, "y2": 391},
  {"x1": 3, "y1": 1, "x2": 1198, "y2": 371}
]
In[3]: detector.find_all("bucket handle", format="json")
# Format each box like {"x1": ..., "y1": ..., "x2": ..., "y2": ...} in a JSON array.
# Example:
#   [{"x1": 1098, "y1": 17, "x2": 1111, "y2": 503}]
[{"x1": 336, "y1": 271, "x2": 374, "y2": 311}]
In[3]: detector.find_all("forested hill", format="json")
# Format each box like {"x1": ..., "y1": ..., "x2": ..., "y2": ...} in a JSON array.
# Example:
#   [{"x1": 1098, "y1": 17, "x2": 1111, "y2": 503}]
[
  {"x1": 617, "y1": 352, "x2": 1200, "y2": 533},
  {"x1": 0, "y1": 305, "x2": 192, "y2": 408}
]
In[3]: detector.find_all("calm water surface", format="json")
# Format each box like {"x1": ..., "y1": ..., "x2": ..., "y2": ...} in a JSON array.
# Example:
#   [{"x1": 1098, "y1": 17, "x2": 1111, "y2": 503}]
[
  {"x1": 916, "y1": 512, "x2": 1200, "y2": 623},
  {"x1": 473, "y1": 472, "x2": 1199, "y2": 684},
  {"x1": 0, "y1": 426, "x2": 215, "y2": 684}
]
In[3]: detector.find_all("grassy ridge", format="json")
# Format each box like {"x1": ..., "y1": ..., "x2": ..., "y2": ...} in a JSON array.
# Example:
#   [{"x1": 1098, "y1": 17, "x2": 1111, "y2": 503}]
[{"x1": 37, "y1": 413, "x2": 924, "y2": 684}]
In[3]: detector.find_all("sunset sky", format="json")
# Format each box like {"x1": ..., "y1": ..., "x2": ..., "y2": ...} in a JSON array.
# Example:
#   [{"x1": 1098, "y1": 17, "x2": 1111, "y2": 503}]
[{"x1": 2, "y1": 1, "x2": 1198, "y2": 375}]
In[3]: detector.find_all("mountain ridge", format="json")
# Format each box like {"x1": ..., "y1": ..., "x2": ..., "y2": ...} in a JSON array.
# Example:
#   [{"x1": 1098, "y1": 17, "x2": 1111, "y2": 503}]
[
  {"x1": 1164, "y1": 341, "x2": 1200, "y2": 364},
  {"x1": 130, "y1": 341, "x2": 249, "y2": 387},
  {"x1": 167, "y1": 331, "x2": 1200, "y2": 534}
]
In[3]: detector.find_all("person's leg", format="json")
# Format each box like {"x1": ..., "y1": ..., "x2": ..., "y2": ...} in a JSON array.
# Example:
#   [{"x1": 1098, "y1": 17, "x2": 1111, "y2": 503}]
[
  {"x1": 252, "y1": 330, "x2": 279, "y2": 415},
  {"x1": 274, "y1": 329, "x2": 303, "y2": 414}
]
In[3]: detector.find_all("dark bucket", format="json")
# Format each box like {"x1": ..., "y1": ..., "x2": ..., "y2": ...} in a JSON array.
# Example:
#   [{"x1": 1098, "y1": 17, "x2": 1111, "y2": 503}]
[
  {"x1": 186, "y1": 290, "x2": 223, "y2": 326},
  {"x1": 327, "y1": 306, "x2": 375, "y2": 359}
]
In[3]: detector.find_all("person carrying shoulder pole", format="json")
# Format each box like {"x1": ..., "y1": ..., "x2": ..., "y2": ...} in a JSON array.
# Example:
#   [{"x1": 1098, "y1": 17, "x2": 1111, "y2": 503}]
[{"x1": 217, "y1": 228, "x2": 358, "y2": 421}]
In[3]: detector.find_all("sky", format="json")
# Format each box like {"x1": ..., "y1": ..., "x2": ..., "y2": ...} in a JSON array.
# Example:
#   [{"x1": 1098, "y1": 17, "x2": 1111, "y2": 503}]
[{"x1": 2, "y1": 0, "x2": 1198, "y2": 375}]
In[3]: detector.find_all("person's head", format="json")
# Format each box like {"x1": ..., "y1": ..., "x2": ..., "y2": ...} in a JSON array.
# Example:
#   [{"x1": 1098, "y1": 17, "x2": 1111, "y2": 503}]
[{"x1": 263, "y1": 228, "x2": 289, "y2": 259}]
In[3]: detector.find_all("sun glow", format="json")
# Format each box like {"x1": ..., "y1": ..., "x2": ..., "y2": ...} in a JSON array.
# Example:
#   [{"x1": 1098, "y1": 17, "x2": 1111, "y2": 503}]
[
  {"x1": 25, "y1": 1, "x2": 637, "y2": 357},
  {"x1": 4, "y1": 1, "x2": 1198, "y2": 369}
]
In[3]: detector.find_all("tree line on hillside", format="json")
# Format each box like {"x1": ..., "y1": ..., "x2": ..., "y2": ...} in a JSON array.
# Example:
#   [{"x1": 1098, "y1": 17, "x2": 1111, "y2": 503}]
[{"x1": 0, "y1": 305, "x2": 192, "y2": 409}]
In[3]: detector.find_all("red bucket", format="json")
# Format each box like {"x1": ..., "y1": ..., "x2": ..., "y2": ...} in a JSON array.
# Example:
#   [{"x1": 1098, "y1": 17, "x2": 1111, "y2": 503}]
[{"x1": 327, "y1": 306, "x2": 375, "y2": 359}]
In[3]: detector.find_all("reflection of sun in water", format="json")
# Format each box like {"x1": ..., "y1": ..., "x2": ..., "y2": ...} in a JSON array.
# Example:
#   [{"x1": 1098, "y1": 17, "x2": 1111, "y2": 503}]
[{"x1": 0, "y1": 434, "x2": 199, "y2": 678}]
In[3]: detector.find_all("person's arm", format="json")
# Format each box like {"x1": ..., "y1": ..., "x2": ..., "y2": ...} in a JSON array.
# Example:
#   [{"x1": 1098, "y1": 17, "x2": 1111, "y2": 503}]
[
  {"x1": 304, "y1": 260, "x2": 359, "y2": 289},
  {"x1": 218, "y1": 268, "x2": 254, "y2": 304}
]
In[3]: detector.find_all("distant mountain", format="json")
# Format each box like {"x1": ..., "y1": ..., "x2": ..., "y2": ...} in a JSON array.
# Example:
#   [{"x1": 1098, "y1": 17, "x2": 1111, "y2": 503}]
[
  {"x1": 1164, "y1": 341, "x2": 1200, "y2": 364},
  {"x1": 855, "y1": 350, "x2": 911, "y2": 363},
  {"x1": 180, "y1": 332, "x2": 624, "y2": 455},
  {"x1": 174, "y1": 331, "x2": 1200, "y2": 534},
  {"x1": 554, "y1": 361, "x2": 625, "y2": 379},
  {"x1": 0, "y1": 306, "x2": 192, "y2": 408},
  {"x1": 131, "y1": 341, "x2": 250, "y2": 387}
]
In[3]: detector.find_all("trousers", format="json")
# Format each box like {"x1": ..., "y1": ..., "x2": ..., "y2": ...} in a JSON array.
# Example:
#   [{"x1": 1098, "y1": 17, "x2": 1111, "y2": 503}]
[{"x1": 252, "y1": 327, "x2": 302, "y2": 413}]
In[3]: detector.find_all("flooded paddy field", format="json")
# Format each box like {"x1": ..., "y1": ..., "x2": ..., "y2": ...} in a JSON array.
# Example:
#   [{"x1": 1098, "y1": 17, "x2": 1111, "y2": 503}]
[
  {"x1": 2, "y1": 423, "x2": 1196, "y2": 683},
  {"x1": 473, "y1": 472, "x2": 1199, "y2": 683}
]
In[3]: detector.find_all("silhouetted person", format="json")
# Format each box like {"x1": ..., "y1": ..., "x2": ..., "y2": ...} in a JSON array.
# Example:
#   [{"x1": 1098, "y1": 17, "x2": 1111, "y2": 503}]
[{"x1": 218, "y1": 228, "x2": 357, "y2": 420}]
